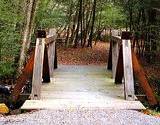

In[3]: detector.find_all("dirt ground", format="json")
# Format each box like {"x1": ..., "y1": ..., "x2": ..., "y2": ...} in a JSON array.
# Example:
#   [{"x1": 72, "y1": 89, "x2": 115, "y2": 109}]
[{"x1": 57, "y1": 41, "x2": 109, "y2": 65}]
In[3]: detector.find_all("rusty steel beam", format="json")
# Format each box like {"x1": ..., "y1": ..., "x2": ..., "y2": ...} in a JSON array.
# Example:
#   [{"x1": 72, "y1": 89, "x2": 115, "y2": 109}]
[
  {"x1": 132, "y1": 51, "x2": 158, "y2": 106},
  {"x1": 42, "y1": 45, "x2": 50, "y2": 83},
  {"x1": 107, "y1": 41, "x2": 112, "y2": 70},
  {"x1": 115, "y1": 45, "x2": 124, "y2": 84},
  {"x1": 54, "y1": 45, "x2": 58, "y2": 69},
  {"x1": 11, "y1": 50, "x2": 35, "y2": 102}
]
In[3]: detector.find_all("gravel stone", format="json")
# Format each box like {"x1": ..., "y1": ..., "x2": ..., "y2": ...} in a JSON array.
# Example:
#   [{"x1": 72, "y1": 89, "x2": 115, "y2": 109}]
[{"x1": 0, "y1": 109, "x2": 160, "y2": 125}]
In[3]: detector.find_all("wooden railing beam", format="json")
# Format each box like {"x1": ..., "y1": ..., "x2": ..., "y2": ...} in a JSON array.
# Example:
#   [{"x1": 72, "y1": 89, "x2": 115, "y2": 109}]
[
  {"x1": 48, "y1": 41, "x2": 56, "y2": 76},
  {"x1": 31, "y1": 38, "x2": 45, "y2": 100},
  {"x1": 112, "y1": 40, "x2": 119, "y2": 79},
  {"x1": 122, "y1": 39, "x2": 135, "y2": 101},
  {"x1": 47, "y1": 29, "x2": 57, "y2": 74}
]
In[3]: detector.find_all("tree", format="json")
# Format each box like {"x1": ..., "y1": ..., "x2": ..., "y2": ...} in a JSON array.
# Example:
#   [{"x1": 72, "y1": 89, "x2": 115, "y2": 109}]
[
  {"x1": 87, "y1": 0, "x2": 97, "y2": 48},
  {"x1": 0, "y1": 0, "x2": 22, "y2": 78},
  {"x1": 18, "y1": 0, "x2": 39, "y2": 73},
  {"x1": 120, "y1": 0, "x2": 160, "y2": 62}
]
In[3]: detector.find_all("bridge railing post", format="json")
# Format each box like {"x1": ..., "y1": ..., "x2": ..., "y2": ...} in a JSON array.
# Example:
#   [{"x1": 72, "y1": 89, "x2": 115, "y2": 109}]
[
  {"x1": 108, "y1": 36, "x2": 121, "y2": 79},
  {"x1": 31, "y1": 29, "x2": 57, "y2": 99},
  {"x1": 109, "y1": 32, "x2": 158, "y2": 104},
  {"x1": 121, "y1": 32, "x2": 135, "y2": 100},
  {"x1": 47, "y1": 29, "x2": 57, "y2": 76},
  {"x1": 108, "y1": 32, "x2": 135, "y2": 101},
  {"x1": 31, "y1": 38, "x2": 45, "y2": 100},
  {"x1": 122, "y1": 39, "x2": 135, "y2": 100}
]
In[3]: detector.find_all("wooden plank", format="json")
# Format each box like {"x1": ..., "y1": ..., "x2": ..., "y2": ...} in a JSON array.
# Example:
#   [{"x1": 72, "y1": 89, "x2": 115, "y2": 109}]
[
  {"x1": 31, "y1": 38, "x2": 45, "y2": 100},
  {"x1": 21, "y1": 99, "x2": 145, "y2": 110},
  {"x1": 122, "y1": 40, "x2": 135, "y2": 101},
  {"x1": 132, "y1": 51, "x2": 158, "y2": 106},
  {"x1": 22, "y1": 65, "x2": 145, "y2": 110},
  {"x1": 47, "y1": 28, "x2": 56, "y2": 75},
  {"x1": 45, "y1": 36, "x2": 55, "y2": 45},
  {"x1": 48, "y1": 42, "x2": 55, "y2": 76},
  {"x1": 112, "y1": 40, "x2": 120, "y2": 79},
  {"x1": 111, "y1": 36, "x2": 121, "y2": 43},
  {"x1": 45, "y1": 29, "x2": 56, "y2": 45},
  {"x1": 46, "y1": 29, "x2": 57, "y2": 69}
]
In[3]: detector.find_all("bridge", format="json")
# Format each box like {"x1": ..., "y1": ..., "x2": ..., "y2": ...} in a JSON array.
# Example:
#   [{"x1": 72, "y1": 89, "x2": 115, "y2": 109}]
[{"x1": 11, "y1": 30, "x2": 158, "y2": 110}]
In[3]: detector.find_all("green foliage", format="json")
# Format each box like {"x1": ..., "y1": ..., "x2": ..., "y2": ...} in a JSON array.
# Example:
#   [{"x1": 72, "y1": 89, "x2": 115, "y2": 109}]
[
  {"x1": 35, "y1": 0, "x2": 68, "y2": 29},
  {"x1": 148, "y1": 75, "x2": 160, "y2": 102},
  {"x1": 0, "y1": 0, "x2": 159, "y2": 77},
  {"x1": 0, "y1": 0, "x2": 22, "y2": 78},
  {"x1": 96, "y1": 2, "x2": 126, "y2": 29},
  {"x1": 116, "y1": 0, "x2": 160, "y2": 63}
]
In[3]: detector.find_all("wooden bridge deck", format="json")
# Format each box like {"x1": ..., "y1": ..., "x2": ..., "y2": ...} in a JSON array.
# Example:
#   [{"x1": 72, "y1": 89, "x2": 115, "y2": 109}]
[{"x1": 22, "y1": 65, "x2": 145, "y2": 110}]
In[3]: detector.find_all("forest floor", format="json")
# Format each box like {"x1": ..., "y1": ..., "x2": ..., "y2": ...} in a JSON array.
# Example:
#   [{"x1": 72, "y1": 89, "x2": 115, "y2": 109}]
[{"x1": 57, "y1": 41, "x2": 108, "y2": 65}]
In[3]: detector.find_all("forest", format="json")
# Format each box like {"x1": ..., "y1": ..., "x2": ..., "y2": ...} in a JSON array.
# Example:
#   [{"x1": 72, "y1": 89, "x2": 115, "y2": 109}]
[{"x1": 0, "y1": 0, "x2": 160, "y2": 111}]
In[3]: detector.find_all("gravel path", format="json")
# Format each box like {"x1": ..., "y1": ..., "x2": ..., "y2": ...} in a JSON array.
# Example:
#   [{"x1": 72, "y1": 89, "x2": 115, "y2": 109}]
[{"x1": 0, "y1": 109, "x2": 160, "y2": 125}]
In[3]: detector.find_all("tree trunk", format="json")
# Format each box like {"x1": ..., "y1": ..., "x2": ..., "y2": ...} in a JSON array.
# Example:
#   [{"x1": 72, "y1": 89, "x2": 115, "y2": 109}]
[
  {"x1": 87, "y1": 0, "x2": 97, "y2": 48},
  {"x1": 70, "y1": 8, "x2": 78, "y2": 46},
  {"x1": 74, "y1": 0, "x2": 82, "y2": 48},
  {"x1": 80, "y1": 0, "x2": 83, "y2": 46},
  {"x1": 18, "y1": 0, "x2": 39, "y2": 74},
  {"x1": 129, "y1": 7, "x2": 133, "y2": 31},
  {"x1": 65, "y1": 2, "x2": 73, "y2": 47},
  {"x1": 82, "y1": 2, "x2": 92, "y2": 47}
]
